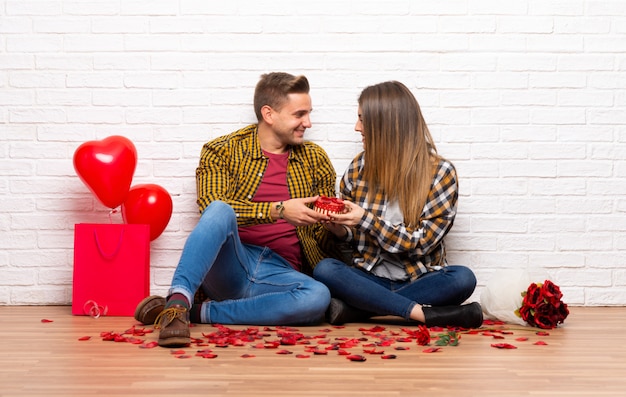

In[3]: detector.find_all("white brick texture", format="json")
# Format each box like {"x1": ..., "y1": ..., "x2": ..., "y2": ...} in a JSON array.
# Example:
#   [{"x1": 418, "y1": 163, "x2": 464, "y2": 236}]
[{"x1": 1, "y1": 0, "x2": 625, "y2": 306}]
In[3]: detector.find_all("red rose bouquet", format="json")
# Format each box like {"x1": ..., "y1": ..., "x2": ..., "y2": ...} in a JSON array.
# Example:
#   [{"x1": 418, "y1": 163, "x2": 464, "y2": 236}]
[{"x1": 516, "y1": 280, "x2": 569, "y2": 329}]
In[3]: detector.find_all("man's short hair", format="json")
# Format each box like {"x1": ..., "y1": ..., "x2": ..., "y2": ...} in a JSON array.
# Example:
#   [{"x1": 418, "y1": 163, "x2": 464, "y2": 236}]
[{"x1": 253, "y1": 72, "x2": 310, "y2": 121}]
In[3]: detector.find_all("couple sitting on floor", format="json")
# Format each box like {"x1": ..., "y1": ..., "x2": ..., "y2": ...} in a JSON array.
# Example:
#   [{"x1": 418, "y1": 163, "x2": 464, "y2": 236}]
[{"x1": 133, "y1": 72, "x2": 483, "y2": 347}]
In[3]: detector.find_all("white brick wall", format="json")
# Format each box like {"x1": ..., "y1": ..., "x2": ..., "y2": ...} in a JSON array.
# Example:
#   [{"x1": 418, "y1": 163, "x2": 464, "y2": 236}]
[{"x1": 1, "y1": 0, "x2": 625, "y2": 306}]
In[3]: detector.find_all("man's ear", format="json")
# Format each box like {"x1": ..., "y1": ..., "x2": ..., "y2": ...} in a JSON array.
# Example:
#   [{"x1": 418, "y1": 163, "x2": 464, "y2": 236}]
[{"x1": 260, "y1": 105, "x2": 273, "y2": 125}]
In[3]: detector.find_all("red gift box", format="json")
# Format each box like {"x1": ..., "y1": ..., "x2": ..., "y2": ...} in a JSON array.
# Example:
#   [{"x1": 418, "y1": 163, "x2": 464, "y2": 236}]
[{"x1": 72, "y1": 223, "x2": 150, "y2": 316}]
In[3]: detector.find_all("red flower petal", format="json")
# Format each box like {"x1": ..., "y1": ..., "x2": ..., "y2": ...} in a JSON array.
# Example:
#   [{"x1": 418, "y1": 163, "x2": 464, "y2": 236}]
[
  {"x1": 140, "y1": 341, "x2": 159, "y2": 349},
  {"x1": 240, "y1": 354, "x2": 255, "y2": 358},
  {"x1": 41, "y1": 319, "x2": 53, "y2": 323},
  {"x1": 422, "y1": 347, "x2": 442, "y2": 353},
  {"x1": 295, "y1": 354, "x2": 310, "y2": 359},
  {"x1": 515, "y1": 337, "x2": 529, "y2": 342},
  {"x1": 346, "y1": 355, "x2": 367, "y2": 362},
  {"x1": 358, "y1": 326, "x2": 386, "y2": 333},
  {"x1": 175, "y1": 355, "x2": 192, "y2": 359},
  {"x1": 536, "y1": 331, "x2": 550, "y2": 336},
  {"x1": 276, "y1": 350, "x2": 293, "y2": 355},
  {"x1": 394, "y1": 346, "x2": 410, "y2": 351},
  {"x1": 170, "y1": 350, "x2": 186, "y2": 355},
  {"x1": 363, "y1": 348, "x2": 384, "y2": 355},
  {"x1": 381, "y1": 354, "x2": 397, "y2": 359},
  {"x1": 78, "y1": 336, "x2": 91, "y2": 341},
  {"x1": 534, "y1": 341, "x2": 548, "y2": 345},
  {"x1": 337, "y1": 349, "x2": 351, "y2": 356},
  {"x1": 491, "y1": 343, "x2": 517, "y2": 349}
]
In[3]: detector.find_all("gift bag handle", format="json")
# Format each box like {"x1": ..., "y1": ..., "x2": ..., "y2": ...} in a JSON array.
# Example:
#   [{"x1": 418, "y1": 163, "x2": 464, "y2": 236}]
[{"x1": 93, "y1": 227, "x2": 125, "y2": 260}]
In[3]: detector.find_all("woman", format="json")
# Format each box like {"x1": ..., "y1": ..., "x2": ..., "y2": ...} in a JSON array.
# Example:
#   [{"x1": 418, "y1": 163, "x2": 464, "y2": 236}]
[{"x1": 313, "y1": 81, "x2": 483, "y2": 328}]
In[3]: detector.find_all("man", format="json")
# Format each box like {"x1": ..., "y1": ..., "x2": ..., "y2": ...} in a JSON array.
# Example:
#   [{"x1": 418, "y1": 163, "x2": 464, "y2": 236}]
[{"x1": 134, "y1": 72, "x2": 338, "y2": 347}]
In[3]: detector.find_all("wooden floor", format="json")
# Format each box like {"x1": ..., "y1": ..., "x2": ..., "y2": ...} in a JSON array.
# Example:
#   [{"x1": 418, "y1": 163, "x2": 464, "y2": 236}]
[{"x1": 0, "y1": 306, "x2": 624, "y2": 397}]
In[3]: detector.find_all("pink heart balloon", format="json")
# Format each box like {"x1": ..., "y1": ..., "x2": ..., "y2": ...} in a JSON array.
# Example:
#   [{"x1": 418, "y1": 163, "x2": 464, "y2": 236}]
[
  {"x1": 122, "y1": 184, "x2": 173, "y2": 241},
  {"x1": 73, "y1": 136, "x2": 137, "y2": 209}
]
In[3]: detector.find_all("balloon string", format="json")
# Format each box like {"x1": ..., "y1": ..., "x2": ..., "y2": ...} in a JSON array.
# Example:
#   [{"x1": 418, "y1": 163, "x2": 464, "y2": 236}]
[
  {"x1": 108, "y1": 207, "x2": 119, "y2": 224},
  {"x1": 83, "y1": 300, "x2": 108, "y2": 319}
]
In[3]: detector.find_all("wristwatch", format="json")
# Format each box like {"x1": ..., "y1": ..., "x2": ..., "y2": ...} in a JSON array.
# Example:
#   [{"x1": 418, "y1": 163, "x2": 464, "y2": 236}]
[{"x1": 275, "y1": 201, "x2": 285, "y2": 219}]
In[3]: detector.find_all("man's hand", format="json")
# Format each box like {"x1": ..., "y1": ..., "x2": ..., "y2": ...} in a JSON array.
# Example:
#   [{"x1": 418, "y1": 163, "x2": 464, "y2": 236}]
[{"x1": 281, "y1": 196, "x2": 330, "y2": 226}]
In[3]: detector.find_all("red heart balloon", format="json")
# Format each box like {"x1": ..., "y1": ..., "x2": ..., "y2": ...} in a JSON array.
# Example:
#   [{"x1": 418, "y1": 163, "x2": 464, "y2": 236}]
[
  {"x1": 73, "y1": 136, "x2": 137, "y2": 209},
  {"x1": 122, "y1": 184, "x2": 173, "y2": 241}
]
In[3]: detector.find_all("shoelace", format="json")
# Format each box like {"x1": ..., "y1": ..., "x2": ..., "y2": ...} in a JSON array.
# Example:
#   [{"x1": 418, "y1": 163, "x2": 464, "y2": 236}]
[{"x1": 154, "y1": 306, "x2": 187, "y2": 329}]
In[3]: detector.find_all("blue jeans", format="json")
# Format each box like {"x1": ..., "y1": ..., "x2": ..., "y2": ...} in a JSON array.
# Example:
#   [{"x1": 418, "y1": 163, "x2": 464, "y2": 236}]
[
  {"x1": 169, "y1": 200, "x2": 331, "y2": 325},
  {"x1": 313, "y1": 258, "x2": 477, "y2": 320}
]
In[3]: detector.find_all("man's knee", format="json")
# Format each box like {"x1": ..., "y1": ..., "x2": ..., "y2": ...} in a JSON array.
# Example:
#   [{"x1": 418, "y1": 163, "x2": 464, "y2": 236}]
[{"x1": 199, "y1": 200, "x2": 236, "y2": 229}]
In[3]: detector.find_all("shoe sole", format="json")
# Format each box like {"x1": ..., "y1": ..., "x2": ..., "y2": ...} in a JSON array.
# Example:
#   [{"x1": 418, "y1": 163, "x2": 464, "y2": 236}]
[
  {"x1": 134, "y1": 295, "x2": 166, "y2": 325},
  {"x1": 158, "y1": 336, "x2": 191, "y2": 348}
]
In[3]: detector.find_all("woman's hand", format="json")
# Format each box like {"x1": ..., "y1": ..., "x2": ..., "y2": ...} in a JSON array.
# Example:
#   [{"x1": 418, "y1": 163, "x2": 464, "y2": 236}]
[{"x1": 328, "y1": 200, "x2": 365, "y2": 227}]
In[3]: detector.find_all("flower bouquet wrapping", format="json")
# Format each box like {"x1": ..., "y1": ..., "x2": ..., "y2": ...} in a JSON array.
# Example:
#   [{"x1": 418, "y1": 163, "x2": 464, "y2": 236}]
[{"x1": 480, "y1": 269, "x2": 569, "y2": 329}]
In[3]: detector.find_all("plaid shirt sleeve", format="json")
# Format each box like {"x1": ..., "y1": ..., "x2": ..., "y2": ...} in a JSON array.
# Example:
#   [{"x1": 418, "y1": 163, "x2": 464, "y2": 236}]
[{"x1": 195, "y1": 125, "x2": 273, "y2": 225}]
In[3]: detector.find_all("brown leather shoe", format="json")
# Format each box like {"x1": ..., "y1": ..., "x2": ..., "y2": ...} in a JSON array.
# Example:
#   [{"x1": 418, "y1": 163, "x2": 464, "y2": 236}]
[
  {"x1": 134, "y1": 295, "x2": 166, "y2": 325},
  {"x1": 154, "y1": 305, "x2": 190, "y2": 347}
]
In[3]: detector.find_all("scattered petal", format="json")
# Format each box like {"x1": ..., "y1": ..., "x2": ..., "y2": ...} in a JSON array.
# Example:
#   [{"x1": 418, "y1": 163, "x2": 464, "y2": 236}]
[
  {"x1": 422, "y1": 347, "x2": 442, "y2": 353},
  {"x1": 381, "y1": 354, "x2": 397, "y2": 359},
  {"x1": 534, "y1": 341, "x2": 548, "y2": 345},
  {"x1": 358, "y1": 326, "x2": 385, "y2": 333},
  {"x1": 41, "y1": 319, "x2": 54, "y2": 323},
  {"x1": 515, "y1": 337, "x2": 529, "y2": 342},
  {"x1": 240, "y1": 354, "x2": 256, "y2": 358},
  {"x1": 296, "y1": 354, "x2": 310, "y2": 359},
  {"x1": 276, "y1": 350, "x2": 293, "y2": 355},
  {"x1": 491, "y1": 343, "x2": 517, "y2": 349},
  {"x1": 536, "y1": 331, "x2": 550, "y2": 336},
  {"x1": 140, "y1": 341, "x2": 159, "y2": 349},
  {"x1": 346, "y1": 355, "x2": 367, "y2": 362},
  {"x1": 78, "y1": 336, "x2": 91, "y2": 341}
]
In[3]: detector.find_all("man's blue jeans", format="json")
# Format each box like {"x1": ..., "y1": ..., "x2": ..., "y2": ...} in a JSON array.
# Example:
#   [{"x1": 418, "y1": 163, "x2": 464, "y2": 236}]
[
  {"x1": 313, "y1": 258, "x2": 476, "y2": 320},
  {"x1": 169, "y1": 200, "x2": 330, "y2": 325}
]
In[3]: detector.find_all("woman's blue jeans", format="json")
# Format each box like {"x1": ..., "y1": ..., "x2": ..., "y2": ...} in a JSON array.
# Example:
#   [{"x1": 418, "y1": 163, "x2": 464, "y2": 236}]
[
  {"x1": 169, "y1": 201, "x2": 331, "y2": 325},
  {"x1": 313, "y1": 258, "x2": 477, "y2": 320}
]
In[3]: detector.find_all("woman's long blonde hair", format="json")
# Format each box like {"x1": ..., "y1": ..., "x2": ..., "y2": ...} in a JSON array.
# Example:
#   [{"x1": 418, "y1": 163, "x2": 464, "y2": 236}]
[{"x1": 359, "y1": 81, "x2": 440, "y2": 227}]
